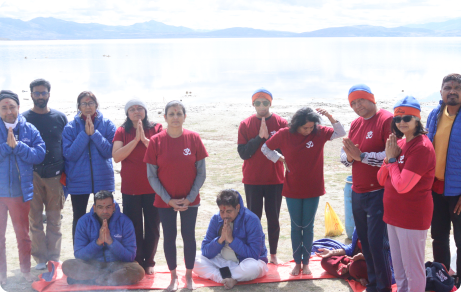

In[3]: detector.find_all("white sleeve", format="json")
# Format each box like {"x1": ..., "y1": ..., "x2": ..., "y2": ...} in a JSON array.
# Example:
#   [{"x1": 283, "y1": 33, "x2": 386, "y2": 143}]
[
  {"x1": 261, "y1": 143, "x2": 282, "y2": 163},
  {"x1": 330, "y1": 121, "x2": 347, "y2": 140}
]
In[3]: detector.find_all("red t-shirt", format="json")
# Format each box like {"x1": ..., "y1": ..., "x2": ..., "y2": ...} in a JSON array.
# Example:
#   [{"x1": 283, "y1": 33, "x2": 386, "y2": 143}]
[
  {"x1": 349, "y1": 109, "x2": 393, "y2": 193},
  {"x1": 265, "y1": 126, "x2": 334, "y2": 199},
  {"x1": 143, "y1": 129, "x2": 208, "y2": 208},
  {"x1": 238, "y1": 114, "x2": 288, "y2": 185},
  {"x1": 383, "y1": 135, "x2": 435, "y2": 230},
  {"x1": 113, "y1": 124, "x2": 163, "y2": 195}
]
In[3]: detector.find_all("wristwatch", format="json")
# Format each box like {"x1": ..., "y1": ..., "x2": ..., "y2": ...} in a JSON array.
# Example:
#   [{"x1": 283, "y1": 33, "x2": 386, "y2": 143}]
[{"x1": 388, "y1": 158, "x2": 397, "y2": 163}]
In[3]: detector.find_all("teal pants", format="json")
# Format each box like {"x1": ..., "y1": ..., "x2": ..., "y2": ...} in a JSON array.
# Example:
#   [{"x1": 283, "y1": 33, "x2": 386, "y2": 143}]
[{"x1": 286, "y1": 197, "x2": 320, "y2": 265}]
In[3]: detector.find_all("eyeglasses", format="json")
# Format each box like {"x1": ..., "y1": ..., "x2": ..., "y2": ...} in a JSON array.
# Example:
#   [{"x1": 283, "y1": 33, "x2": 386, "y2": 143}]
[
  {"x1": 254, "y1": 100, "x2": 270, "y2": 107},
  {"x1": 128, "y1": 107, "x2": 145, "y2": 113},
  {"x1": 80, "y1": 101, "x2": 96, "y2": 108},
  {"x1": 32, "y1": 91, "x2": 49, "y2": 97},
  {"x1": 393, "y1": 115, "x2": 414, "y2": 123}
]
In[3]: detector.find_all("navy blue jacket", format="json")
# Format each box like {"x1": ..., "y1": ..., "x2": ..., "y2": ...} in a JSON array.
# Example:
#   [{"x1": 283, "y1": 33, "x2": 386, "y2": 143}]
[
  {"x1": 427, "y1": 101, "x2": 461, "y2": 196},
  {"x1": 0, "y1": 115, "x2": 45, "y2": 202},
  {"x1": 62, "y1": 110, "x2": 115, "y2": 195},
  {"x1": 74, "y1": 201, "x2": 136, "y2": 262},
  {"x1": 201, "y1": 191, "x2": 268, "y2": 263}
]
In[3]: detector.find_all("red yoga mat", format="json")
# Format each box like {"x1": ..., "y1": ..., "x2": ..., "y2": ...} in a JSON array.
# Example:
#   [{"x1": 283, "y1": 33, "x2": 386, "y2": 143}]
[{"x1": 33, "y1": 257, "x2": 337, "y2": 291}]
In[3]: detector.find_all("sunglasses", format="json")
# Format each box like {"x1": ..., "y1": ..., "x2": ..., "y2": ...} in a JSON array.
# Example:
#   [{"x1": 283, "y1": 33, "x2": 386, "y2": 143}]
[
  {"x1": 254, "y1": 100, "x2": 270, "y2": 107},
  {"x1": 393, "y1": 115, "x2": 414, "y2": 123}
]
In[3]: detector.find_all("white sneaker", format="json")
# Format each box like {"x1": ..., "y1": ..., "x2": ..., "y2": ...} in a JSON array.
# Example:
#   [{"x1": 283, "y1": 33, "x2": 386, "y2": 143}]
[{"x1": 35, "y1": 263, "x2": 47, "y2": 270}]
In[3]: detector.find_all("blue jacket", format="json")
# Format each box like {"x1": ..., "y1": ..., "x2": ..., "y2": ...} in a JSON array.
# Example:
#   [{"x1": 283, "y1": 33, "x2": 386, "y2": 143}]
[
  {"x1": 0, "y1": 115, "x2": 45, "y2": 202},
  {"x1": 74, "y1": 201, "x2": 136, "y2": 262},
  {"x1": 62, "y1": 110, "x2": 116, "y2": 195},
  {"x1": 201, "y1": 191, "x2": 268, "y2": 263},
  {"x1": 311, "y1": 228, "x2": 359, "y2": 257},
  {"x1": 427, "y1": 101, "x2": 461, "y2": 196}
]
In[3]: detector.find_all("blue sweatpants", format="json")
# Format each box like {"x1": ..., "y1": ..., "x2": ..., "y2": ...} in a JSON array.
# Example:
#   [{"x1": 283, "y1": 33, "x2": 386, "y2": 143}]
[
  {"x1": 352, "y1": 189, "x2": 392, "y2": 292},
  {"x1": 286, "y1": 197, "x2": 319, "y2": 265}
]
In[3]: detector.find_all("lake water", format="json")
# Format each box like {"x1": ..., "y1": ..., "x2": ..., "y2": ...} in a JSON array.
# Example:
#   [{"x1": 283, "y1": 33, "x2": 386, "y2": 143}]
[{"x1": 0, "y1": 38, "x2": 460, "y2": 106}]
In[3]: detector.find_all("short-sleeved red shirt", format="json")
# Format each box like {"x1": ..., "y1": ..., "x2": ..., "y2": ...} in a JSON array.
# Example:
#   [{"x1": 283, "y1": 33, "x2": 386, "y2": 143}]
[
  {"x1": 143, "y1": 129, "x2": 208, "y2": 208},
  {"x1": 349, "y1": 109, "x2": 393, "y2": 193},
  {"x1": 265, "y1": 126, "x2": 334, "y2": 199},
  {"x1": 238, "y1": 114, "x2": 288, "y2": 185},
  {"x1": 113, "y1": 124, "x2": 163, "y2": 195},
  {"x1": 383, "y1": 134, "x2": 435, "y2": 230}
]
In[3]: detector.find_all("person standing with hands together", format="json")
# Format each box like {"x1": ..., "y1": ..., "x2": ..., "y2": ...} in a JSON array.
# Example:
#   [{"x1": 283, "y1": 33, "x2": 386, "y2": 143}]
[
  {"x1": 113, "y1": 99, "x2": 162, "y2": 275},
  {"x1": 237, "y1": 88, "x2": 287, "y2": 264},
  {"x1": 377, "y1": 96, "x2": 435, "y2": 292},
  {"x1": 145, "y1": 100, "x2": 208, "y2": 291},
  {"x1": 0, "y1": 90, "x2": 45, "y2": 285},
  {"x1": 62, "y1": 91, "x2": 116, "y2": 242},
  {"x1": 340, "y1": 84, "x2": 393, "y2": 292}
]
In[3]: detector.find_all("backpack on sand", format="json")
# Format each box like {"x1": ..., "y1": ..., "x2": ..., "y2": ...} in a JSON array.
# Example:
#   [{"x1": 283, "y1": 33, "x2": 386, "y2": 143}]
[{"x1": 425, "y1": 261, "x2": 455, "y2": 292}]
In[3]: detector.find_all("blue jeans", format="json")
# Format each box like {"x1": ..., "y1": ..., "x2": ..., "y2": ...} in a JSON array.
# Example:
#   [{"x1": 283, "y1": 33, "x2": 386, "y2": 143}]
[
  {"x1": 352, "y1": 189, "x2": 392, "y2": 292},
  {"x1": 286, "y1": 197, "x2": 319, "y2": 265}
]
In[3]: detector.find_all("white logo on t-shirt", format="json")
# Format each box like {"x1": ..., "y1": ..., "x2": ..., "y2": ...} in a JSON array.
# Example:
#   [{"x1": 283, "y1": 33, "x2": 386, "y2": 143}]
[
  {"x1": 366, "y1": 131, "x2": 373, "y2": 139},
  {"x1": 183, "y1": 148, "x2": 191, "y2": 155},
  {"x1": 398, "y1": 155, "x2": 404, "y2": 164},
  {"x1": 306, "y1": 141, "x2": 314, "y2": 148},
  {"x1": 270, "y1": 130, "x2": 277, "y2": 137}
]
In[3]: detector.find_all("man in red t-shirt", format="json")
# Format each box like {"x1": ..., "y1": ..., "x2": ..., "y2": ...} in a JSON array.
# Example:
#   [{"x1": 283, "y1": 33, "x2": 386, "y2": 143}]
[
  {"x1": 340, "y1": 84, "x2": 393, "y2": 292},
  {"x1": 237, "y1": 88, "x2": 287, "y2": 265}
]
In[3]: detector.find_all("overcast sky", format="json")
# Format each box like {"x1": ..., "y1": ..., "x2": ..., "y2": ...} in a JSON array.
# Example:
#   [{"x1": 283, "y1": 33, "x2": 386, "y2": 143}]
[{"x1": 0, "y1": 0, "x2": 459, "y2": 32}]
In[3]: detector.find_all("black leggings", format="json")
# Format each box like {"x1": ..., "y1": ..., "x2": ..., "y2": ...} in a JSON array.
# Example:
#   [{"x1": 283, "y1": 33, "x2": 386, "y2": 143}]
[
  {"x1": 158, "y1": 207, "x2": 198, "y2": 271},
  {"x1": 244, "y1": 184, "x2": 283, "y2": 255},
  {"x1": 122, "y1": 193, "x2": 160, "y2": 268},
  {"x1": 71, "y1": 194, "x2": 91, "y2": 244}
]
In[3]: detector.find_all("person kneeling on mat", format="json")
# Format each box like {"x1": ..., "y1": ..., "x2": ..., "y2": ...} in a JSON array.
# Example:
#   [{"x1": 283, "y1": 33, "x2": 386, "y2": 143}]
[
  {"x1": 194, "y1": 189, "x2": 269, "y2": 289},
  {"x1": 62, "y1": 190, "x2": 144, "y2": 286}
]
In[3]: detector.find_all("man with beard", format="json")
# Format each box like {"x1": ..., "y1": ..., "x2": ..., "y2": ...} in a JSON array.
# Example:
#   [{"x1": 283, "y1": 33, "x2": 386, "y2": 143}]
[
  {"x1": 22, "y1": 79, "x2": 68, "y2": 270},
  {"x1": 62, "y1": 191, "x2": 144, "y2": 286},
  {"x1": 427, "y1": 73, "x2": 461, "y2": 280}
]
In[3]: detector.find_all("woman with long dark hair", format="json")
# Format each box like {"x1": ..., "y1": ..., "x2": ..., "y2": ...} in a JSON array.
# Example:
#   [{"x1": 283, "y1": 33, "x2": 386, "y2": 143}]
[
  {"x1": 144, "y1": 100, "x2": 208, "y2": 291},
  {"x1": 262, "y1": 107, "x2": 345, "y2": 275},
  {"x1": 62, "y1": 91, "x2": 116, "y2": 242},
  {"x1": 377, "y1": 96, "x2": 435, "y2": 292},
  {"x1": 112, "y1": 99, "x2": 163, "y2": 275}
]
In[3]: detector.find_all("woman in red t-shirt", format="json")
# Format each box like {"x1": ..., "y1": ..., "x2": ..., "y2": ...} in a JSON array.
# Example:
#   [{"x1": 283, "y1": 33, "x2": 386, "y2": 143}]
[
  {"x1": 377, "y1": 96, "x2": 435, "y2": 292},
  {"x1": 144, "y1": 100, "x2": 208, "y2": 291},
  {"x1": 112, "y1": 99, "x2": 163, "y2": 275},
  {"x1": 262, "y1": 107, "x2": 346, "y2": 276}
]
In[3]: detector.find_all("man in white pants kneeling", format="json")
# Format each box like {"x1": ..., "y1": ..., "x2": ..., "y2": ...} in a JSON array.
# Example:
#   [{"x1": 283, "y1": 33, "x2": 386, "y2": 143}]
[{"x1": 194, "y1": 189, "x2": 269, "y2": 289}]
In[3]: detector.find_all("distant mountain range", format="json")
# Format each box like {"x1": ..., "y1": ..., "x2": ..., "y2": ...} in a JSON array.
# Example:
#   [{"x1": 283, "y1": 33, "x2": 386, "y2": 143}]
[{"x1": 1, "y1": 17, "x2": 461, "y2": 40}]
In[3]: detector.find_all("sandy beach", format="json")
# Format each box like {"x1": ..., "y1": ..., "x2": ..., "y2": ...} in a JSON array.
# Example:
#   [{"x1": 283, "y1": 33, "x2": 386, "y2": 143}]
[{"x1": 1, "y1": 96, "x2": 440, "y2": 292}]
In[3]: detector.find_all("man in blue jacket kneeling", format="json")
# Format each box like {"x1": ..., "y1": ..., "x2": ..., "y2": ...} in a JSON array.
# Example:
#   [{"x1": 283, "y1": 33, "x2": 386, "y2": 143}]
[
  {"x1": 62, "y1": 191, "x2": 144, "y2": 286},
  {"x1": 194, "y1": 189, "x2": 269, "y2": 289}
]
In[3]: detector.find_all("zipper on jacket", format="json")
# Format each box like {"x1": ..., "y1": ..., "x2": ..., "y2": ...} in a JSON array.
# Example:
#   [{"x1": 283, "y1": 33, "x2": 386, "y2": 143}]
[
  {"x1": 8, "y1": 156, "x2": 11, "y2": 197},
  {"x1": 14, "y1": 157, "x2": 21, "y2": 184},
  {"x1": 88, "y1": 144, "x2": 95, "y2": 194}
]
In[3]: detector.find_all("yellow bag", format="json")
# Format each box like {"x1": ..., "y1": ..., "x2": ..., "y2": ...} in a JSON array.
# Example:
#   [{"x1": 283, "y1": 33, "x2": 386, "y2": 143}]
[{"x1": 325, "y1": 202, "x2": 344, "y2": 237}]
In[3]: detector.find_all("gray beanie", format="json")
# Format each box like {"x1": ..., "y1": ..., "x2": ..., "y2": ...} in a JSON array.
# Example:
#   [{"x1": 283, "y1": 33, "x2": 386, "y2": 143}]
[
  {"x1": 125, "y1": 99, "x2": 147, "y2": 114},
  {"x1": 0, "y1": 90, "x2": 20, "y2": 105}
]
